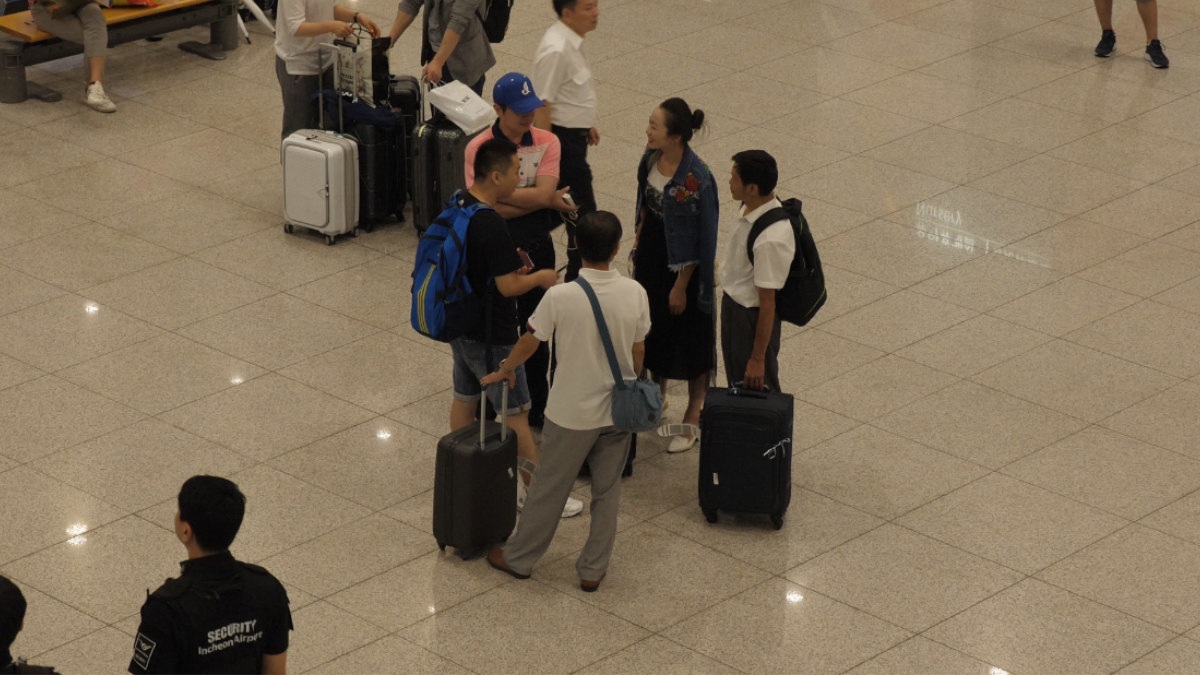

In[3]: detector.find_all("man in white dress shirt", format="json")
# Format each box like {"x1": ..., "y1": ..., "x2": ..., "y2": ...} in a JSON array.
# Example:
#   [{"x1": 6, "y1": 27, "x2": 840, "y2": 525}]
[
  {"x1": 721, "y1": 150, "x2": 795, "y2": 392},
  {"x1": 532, "y1": 0, "x2": 599, "y2": 281}
]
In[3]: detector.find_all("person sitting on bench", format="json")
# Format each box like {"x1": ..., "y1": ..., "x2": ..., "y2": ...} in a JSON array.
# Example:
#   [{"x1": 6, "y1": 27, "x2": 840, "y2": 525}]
[{"x1": 29, "y1": 0, "x2": 113, "y2": 112}]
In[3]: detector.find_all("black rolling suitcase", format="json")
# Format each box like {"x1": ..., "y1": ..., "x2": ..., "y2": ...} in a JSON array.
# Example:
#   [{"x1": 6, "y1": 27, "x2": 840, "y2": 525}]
[
  {"x1": 698, "y1": 385, "x2": 794, "y2": 529},
  {"x1": 389, "y1": 74, "x2": 420, "y2": 216},
  {"x1": 433, "y1": 382, "x2": 518, "y2": 559},
  {"x1": 411, "y1": 82, "x2": 475, "y2": 235}
]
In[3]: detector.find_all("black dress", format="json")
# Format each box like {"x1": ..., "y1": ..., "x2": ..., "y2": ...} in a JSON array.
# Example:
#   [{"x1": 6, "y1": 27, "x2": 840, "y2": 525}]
[{"x1": 634, "y1": 175, "x2": 716, "y2": 381}]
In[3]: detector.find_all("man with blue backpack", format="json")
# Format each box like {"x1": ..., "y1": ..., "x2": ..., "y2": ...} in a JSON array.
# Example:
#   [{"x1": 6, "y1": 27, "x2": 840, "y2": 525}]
[{"x1": 413, "y1": 138, "x2": 582, "y2": 518}]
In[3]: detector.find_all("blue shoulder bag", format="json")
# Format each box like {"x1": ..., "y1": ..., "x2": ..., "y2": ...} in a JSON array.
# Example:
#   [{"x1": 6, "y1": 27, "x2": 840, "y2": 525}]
[{"x1": 574, "y1": 277, "x2": 663, "y2": 434}]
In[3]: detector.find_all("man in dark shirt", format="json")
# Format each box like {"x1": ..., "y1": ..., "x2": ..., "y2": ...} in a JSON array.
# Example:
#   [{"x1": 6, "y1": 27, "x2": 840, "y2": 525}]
[
  {"x1": 448, "y1": 138, "x2": 558, "y2": 495},
  {"x1": 129, "y1": 476, "x2": 292, "y2": 675},
  {"x1": 0, "y1": 577, "x2": 59, "y2": 674}
]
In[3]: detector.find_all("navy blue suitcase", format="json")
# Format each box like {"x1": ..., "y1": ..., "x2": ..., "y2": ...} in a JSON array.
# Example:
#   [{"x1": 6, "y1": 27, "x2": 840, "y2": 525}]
[{"x1": 698, "y1": 385, "x2": 794, "y2": 529}]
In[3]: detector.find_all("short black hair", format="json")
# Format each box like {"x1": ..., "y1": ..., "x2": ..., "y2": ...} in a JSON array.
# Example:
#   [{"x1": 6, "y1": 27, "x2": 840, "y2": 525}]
[
  {"x1": 472, "y1": 137, "x2": 518, "y2": 185},
  {"x1": 0, "y1": 576, "x2": 26, "y2": 652},
  {"x1": 731, "y1": 150, "x2": 778, "y2": 196},
  {"x1": 178, "y1": 475, "x2": 246, "y2": 553},
  {"x1": 576, "y1": 210, "x2": 622, "y2": 263},
  {"x1": 552, "y1": 0, "x2": 579, "y2": 16}
]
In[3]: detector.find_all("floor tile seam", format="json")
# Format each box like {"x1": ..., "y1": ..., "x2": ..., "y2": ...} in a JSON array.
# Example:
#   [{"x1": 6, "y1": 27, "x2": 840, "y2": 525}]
[
  {"x1": 914, "y1": 42, "x2": 1086, "y2": 97},
  {"x1": 1133, "y1": 491, "x2": 1200, "y2": 550},
  {"x1": 168, "y1": 297, "x2": 392, "y2": 371},
  {"x1": 1089, "y1": 412, "x2": 1200, "y2": 467},
  {"x1": 325, "y1": 572, "x2": 517, "y2": 636},
  {"x1": 793, "y1": 351, "x2": 963, "y2": 424},
  {"x1": 819, "y1": 19, "x2": 984, "y2": 73},
  {"x1": 986, "y1": 431, "x2": 1200, "y2": 519},
  {"x1": 1029, "y1": 567, "x2": 1192, "y2": 638},
  {"x1": 27, "y1": 623, "x2": 120, "y2": 662},
  {"x1": 1071, "y1": 240, "x2": 1200, "y2": 298},
  {"x1": 0, "y1": 219, "x2": 116, "y2": 271},
  {"x1": 80, "y1": 270, "x2": 279, "y2": 335},
  {"x1": 881, "y1": 510, "x2": 1048, "y2": 579},
  {"x1": 5, "y1": 372, "x2": 150, "y2": 454},
  {"x1": 830, "y1": 294, "x2": 985, "y2": 355},
  {"x1": 1055, "y1": 320, "x2": 1200, "y2": 382},
  {"x1": 0, "y1": 136, "x2": 118, "y2": 186}
]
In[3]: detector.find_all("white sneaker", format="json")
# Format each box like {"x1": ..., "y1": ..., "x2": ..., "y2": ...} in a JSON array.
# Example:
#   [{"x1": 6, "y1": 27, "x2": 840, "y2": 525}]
[
  {"x1": 85, "y1": 82, "x2": 116, "y2": 113},
  {"x1": 561, "y1": 496, "x2": 583, "y2": 518}
]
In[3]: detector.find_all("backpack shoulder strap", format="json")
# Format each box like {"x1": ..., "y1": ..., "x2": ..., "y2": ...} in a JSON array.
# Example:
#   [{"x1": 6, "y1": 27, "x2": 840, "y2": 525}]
[
  {"x1": 746, "y1": 206, "x2": 792, "y2": 266},
  {"x1": 574, "y1": 277, "x2": 626, "y2": 390}
]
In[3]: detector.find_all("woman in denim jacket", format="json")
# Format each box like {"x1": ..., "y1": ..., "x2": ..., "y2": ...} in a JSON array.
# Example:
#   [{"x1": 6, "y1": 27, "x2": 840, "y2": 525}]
[{"x1": 632, "y1": 98, "x2": 719, "y2": 454}]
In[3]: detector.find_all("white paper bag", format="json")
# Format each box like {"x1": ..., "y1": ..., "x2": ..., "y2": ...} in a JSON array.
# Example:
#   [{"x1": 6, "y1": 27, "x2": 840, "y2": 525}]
[{"x1": 428, "y1": 81, "x2": 498, "y2": 135}]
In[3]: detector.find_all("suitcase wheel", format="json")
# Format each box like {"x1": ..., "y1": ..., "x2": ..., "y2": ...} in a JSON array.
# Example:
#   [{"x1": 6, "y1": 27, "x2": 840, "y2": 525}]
[
  {"x1": 351, "y1": 227, "x2": 360, "y2": 237},
  {"x1": 325, "y1": 235, "x2": 335, "y2": 246},
  {"x1": 702, "y1": 507, "x2": 718, "y2": 524},
  {"x1": 437, "y1": 541, "x2": 446, "y2": 552},
  {"x1": 283, "y1": 223, "x2": 294, "y2": 234},
  {"x1": 770, "y1": 513, "x2": 784, "y2": 530},
  {"x1": 359, "y1": 224, "x2": 372, "y2": 233}
]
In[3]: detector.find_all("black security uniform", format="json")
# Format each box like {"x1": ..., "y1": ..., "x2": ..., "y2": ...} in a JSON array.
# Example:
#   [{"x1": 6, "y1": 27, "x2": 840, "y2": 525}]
[{"x1": 128, "y1": 551, "x2": 292, "y2": 674}]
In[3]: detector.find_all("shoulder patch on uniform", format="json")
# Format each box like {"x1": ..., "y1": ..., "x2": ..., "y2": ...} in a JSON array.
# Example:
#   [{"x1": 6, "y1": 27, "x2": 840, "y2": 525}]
[
  {"x1": 132, "y1": 632, "x2": 157, "y2": 670},
  {"x1": 149, "y1": 575, "x2": 190, "y2": 600}
]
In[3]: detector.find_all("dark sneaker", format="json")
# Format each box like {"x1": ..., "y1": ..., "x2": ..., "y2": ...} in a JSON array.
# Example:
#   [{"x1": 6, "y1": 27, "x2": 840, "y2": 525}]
[
  {"x1": 1095, "y1": 29, "x2": 1116, "y2": 57},
  {"x1": 1146, "y1": 39, "x2": 1170, "y2": 68}
]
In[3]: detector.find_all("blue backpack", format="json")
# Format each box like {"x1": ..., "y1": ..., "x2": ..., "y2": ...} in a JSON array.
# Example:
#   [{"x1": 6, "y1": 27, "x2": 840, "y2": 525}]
[{"x1": 411, "y1": 192, "x2": 491, "y2": 342}]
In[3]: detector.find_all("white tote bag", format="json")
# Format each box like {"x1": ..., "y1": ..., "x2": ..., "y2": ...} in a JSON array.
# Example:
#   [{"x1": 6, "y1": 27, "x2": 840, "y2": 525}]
[{"x1": 427, "y1": 81, "x2": 498, "y2": 135}]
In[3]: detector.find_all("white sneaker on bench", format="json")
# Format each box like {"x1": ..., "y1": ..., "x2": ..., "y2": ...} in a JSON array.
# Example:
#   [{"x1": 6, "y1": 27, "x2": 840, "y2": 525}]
[{"x1": 85, "y1": 82, "x2": 116, "y2": 113}]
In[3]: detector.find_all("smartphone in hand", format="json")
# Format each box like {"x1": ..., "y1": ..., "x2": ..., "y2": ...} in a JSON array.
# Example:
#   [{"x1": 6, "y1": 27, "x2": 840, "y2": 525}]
[{"x1": 517, "y1": 248, "x2": 534, "y2": 271}]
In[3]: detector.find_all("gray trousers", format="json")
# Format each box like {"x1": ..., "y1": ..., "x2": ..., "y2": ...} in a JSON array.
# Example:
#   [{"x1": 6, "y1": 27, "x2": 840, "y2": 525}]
[
  {"x1": 276, "y1": 56, "x2": 331, "y2": 140},
  {"x1": 720, "y1": 292, "x2": 782, "y2": 392},
  {"x1": 503, "y1": 419, "x2": 631, "y2": 581},
  {"x1": 31, "y1": 3, "x2": 107, "y2": 59}
]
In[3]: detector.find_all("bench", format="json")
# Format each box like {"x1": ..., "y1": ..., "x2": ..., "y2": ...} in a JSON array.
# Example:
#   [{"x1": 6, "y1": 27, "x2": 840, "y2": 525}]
[{"x1": 0, "y1": 0, "x2": 238, "y2": 103}]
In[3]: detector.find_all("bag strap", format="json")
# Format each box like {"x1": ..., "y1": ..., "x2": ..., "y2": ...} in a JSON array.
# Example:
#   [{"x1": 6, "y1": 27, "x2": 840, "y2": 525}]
[
  {"x1": 574, "y1": 277, "x2": 626, "y2": 391},
  {"x1": 746, "y1": 206, "x2": 791, "y2": 266}
]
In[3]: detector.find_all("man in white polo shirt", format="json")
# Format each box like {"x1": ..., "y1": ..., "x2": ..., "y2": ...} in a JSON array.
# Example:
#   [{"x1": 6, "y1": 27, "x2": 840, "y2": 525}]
[
  {"x1": 532, "y1": 0, "x2": 599, "y2": 281},
  {"x1": 721, "y1": 150, "x2": 795, "y2": 392},
  {"x1": 481, "y1": 211, "x2": 650, "y2": 592}
]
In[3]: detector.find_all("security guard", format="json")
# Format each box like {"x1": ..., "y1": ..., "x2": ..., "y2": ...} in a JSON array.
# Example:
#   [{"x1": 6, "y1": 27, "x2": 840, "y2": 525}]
[
  {"x1": 0, "y1": 576, "x2": 60, "y2": 674},
  {"x1": 129, "y1": 476, "x2": 292, "y2": 674}
]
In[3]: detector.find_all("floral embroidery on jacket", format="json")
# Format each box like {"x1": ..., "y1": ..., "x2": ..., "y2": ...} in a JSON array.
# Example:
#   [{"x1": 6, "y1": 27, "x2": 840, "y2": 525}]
[{"x1": 669, "y1": 172, "x2": 702, "y2": 204}]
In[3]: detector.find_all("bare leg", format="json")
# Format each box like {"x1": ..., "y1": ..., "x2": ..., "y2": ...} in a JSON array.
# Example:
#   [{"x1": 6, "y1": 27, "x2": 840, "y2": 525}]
[
  {"x1": 88, "y1": 56, "x2": 104, "y2": 83},
  {"x1": 1137, "y1": 0, "x2": 1158, "y2": 42},
  {"x1": 506, "y1": 411, "x2": 538, "y2": 486},
  {"x1": 1093, "y1": 0, "x2": 1114, "y2": 30},
  {"x1": 681, "y1": 373, "x2": 706, "y2": 436},
  {"x1": 450, "y1": 399, "x2": 476, "y2": 432}
]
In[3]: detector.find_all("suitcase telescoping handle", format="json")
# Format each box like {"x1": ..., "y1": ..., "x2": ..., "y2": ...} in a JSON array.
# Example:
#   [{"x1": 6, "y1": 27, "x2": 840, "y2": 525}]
[
  {"x1": 318, "y1": 43, "x2": 348, "y2": 133},
  {"x1": 479, "y1": 380, "x2": 509, "y2": 446}
]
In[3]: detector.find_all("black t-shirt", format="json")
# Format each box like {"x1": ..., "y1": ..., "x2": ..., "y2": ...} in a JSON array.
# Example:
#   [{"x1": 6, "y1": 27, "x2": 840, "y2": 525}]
[
  {"x1": 128, "y1": 552, "x2": 292, "y2": 675},
  {"x1": 461, "y1": 192, "x2": 523, "y2": 345}
]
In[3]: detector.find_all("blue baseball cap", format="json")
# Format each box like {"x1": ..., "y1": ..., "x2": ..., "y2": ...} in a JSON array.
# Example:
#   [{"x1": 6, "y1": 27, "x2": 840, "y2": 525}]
[{"x1": 492, "y1": 72, "x2": 545, "y2": 114}]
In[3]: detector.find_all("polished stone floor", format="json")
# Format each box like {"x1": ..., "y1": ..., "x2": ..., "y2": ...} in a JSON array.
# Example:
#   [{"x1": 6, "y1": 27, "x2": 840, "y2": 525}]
[{"x1": 2, "y1": 0, "x2": 1200, "y2": 672}]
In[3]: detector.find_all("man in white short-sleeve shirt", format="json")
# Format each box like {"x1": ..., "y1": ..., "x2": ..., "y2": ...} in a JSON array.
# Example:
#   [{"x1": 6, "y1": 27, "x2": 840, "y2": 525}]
[
  {"x1": 720, "y1": 150, "x2": 795, "y2": 392},
  {"x1": 481, "y1": 211, "x2": 650, "y2": 591},
  {"x1": 532, "y1": 0, "x2": 600, "y2": 280}
]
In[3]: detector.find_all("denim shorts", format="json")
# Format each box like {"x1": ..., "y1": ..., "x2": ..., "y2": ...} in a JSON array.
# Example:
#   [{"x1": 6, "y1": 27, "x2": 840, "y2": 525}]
[{"x1": 450, "y1": 338, "x2": 532, "y2": 416}]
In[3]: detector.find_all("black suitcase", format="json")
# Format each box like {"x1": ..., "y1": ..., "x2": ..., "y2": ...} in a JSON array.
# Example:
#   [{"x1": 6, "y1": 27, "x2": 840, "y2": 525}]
[
  {"x1": 433, "y1": 383, "x2": 518, "y2": 559},
  {"x1": 353, "y1": 121, "x2": 401, "y2": 227},
  {"x1": 389, "y1": 74, "x2": 421, "y2": 212},
  {"x1": 698, "y1": 385, "x2": 794, "y2": 529},
  {"x1": 412, "y1": 112, "x2": 473, "y2": 235}
]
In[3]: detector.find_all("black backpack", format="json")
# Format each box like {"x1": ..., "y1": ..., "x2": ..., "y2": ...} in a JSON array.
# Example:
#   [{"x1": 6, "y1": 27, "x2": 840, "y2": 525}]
[
  {"x1": 747, "y1": 198, "x2": 827, "y2": 326},
  {"x1": 480, "y1": 0, "x2": 513, "y2": 43}
]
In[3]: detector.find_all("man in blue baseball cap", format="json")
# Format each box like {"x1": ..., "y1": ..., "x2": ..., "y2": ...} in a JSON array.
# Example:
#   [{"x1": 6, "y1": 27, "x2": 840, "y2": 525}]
[{"x1": 465, "y1": 72, "x2": 583, "y2": 519}]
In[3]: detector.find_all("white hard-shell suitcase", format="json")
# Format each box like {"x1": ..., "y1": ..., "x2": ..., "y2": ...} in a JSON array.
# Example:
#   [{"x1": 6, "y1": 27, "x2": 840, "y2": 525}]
[
  {"x1": 282, "y1": 45, "x2": 359, "y2": 246},
  {"x1": 282, "y1": 130, "x2": 358, "y2": 245}
]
